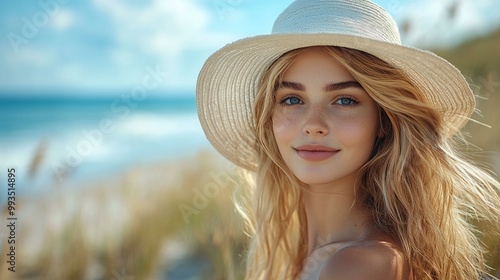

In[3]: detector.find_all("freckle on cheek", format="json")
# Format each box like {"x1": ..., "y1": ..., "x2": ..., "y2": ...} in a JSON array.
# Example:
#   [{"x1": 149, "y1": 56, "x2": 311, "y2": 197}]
[{"x1": 272, "y1": 115, "x2": 291, "y2": 134}]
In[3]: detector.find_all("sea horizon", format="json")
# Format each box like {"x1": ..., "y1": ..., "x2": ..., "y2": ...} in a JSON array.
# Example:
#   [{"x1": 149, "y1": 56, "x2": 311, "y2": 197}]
[{"x1": 0, "y1": 91, "x2": 211, "y2": 201}]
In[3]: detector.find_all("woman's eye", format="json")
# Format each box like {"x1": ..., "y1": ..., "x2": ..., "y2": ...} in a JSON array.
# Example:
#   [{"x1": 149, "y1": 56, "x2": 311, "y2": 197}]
[
  {"x1": 281, "y1": 96, "x2": 303, "y2": 105},
  {"x1": 335, "y1": 97, "x2": 357, "y2": 106}
]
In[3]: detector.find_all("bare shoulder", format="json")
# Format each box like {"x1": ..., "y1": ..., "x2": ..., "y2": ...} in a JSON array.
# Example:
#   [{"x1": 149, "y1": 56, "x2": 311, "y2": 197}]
[{"x1": 319, "y1": 240, "x2": 410, "y2": 280}]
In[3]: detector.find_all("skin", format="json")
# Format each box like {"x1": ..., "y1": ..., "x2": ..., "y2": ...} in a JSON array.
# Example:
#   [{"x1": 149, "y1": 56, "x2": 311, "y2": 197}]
[{"x1": 272, "y1": 47, "x2": 410, "y2": 279}]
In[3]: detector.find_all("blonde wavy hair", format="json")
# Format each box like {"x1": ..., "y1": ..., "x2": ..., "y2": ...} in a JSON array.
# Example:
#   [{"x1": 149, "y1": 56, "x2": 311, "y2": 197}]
[{"x1": 241, "y1": 46, "x2": 500, "y2": 279}]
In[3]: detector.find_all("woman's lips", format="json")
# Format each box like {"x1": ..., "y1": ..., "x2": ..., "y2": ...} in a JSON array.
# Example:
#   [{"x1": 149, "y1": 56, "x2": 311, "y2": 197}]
[{"x1": 294, "y1": 145, "x2": 339, "y2": 162}]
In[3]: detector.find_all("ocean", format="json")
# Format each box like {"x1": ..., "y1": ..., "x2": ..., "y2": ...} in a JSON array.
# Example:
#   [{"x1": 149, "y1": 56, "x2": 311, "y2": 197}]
[{"x1": 0, "y1": 93, "x2": 211, "y2": 199}]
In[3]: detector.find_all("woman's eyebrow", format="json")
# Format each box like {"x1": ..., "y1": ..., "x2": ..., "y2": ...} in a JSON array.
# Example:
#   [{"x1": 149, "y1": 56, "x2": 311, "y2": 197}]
[
  {"x1": 276, "y1": 81, "x2": 305, "y2": 91},
  {"x1": 276, "y1": 80, "x2": 362, "y2": 92},
  {"x1": 324, "y1": 81, "x2": 362, "y2": 91}
]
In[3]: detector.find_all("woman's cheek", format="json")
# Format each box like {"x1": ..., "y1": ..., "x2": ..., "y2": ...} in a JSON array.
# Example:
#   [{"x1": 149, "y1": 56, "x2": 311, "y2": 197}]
[{"x1": 272, "y1": 111, "x2": 295, "y2": 138}]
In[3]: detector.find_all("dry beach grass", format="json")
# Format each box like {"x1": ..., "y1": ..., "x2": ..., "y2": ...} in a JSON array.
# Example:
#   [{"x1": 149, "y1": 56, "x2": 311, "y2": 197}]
[{"x1": 0, "y1": 150, "x2": 247, "y2": 280}]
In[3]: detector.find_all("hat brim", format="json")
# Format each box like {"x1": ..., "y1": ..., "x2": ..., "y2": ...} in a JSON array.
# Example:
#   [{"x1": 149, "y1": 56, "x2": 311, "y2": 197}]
[{"x1": 196, "y1": 33, "x2": 474, "y2": 171}]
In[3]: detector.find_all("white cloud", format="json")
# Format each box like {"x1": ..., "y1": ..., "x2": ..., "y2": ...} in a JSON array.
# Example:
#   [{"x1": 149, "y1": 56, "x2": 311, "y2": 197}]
[
  {"x1": 393, "y1": 0, "x2": 500, "y2": 48},
  {"x1": 90, "y1": 0, "x2": 237, "y2": 90},
  {"x1": 454, "y1": 0, "x2": 500, "y2": 34},
  {"x1": 7, "y1": 45, "x2": 56, "y2": 68},
  {"x1": 51, "y1": 9, "x2": 76, "y2": 31}
]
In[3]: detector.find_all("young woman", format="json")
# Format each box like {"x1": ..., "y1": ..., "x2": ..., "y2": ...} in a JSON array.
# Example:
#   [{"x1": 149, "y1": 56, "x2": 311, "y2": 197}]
[{"x1": 196, "y1": 0, "x2": 500, "y2": 279}]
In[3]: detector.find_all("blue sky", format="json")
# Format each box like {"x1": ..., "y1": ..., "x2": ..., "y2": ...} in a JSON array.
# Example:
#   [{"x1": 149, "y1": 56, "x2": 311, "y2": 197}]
[{"x1": 1, "y1": 0, "x2": 499, "y2": 96}]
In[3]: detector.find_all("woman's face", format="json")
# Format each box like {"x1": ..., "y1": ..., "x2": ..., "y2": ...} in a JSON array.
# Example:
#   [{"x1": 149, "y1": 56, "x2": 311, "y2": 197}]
[{"x1": 272, "y1": 47, "x2": 379, "y2": 190}]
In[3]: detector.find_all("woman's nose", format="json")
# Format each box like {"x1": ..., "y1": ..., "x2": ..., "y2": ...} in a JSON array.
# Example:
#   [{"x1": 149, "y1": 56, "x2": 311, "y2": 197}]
[{"x1": 303, "y1": 107, "x2": 329, "y2": 136}]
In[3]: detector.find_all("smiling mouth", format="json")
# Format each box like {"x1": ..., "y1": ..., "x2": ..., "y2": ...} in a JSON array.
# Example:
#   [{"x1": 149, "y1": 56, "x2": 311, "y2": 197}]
[{"x1": 293, "y1": 145, "x2": 339, "y2": 162}]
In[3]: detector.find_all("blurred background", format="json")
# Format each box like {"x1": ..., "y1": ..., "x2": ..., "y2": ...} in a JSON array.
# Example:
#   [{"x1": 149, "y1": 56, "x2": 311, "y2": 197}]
[{"x1": 0, "y1": 0, "x2": 499, "y2": 279}]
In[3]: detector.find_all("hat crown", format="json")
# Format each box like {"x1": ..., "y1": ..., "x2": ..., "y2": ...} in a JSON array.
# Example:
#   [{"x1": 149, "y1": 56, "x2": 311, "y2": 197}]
[{"x1": 272, "y1": 0, "x2": 401, "y2": 45}]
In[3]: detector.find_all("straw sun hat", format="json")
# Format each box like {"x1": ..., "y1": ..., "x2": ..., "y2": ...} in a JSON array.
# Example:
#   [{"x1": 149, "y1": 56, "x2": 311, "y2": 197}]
[{"x1": 196, "y1": 0, "x2": 474, "y2": 171}]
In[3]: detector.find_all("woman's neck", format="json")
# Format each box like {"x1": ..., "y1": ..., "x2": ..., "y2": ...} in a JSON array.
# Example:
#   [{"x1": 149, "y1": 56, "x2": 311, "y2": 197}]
[{"x1": 302, "y1": 184, "x2": 374, "y2": 256}]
